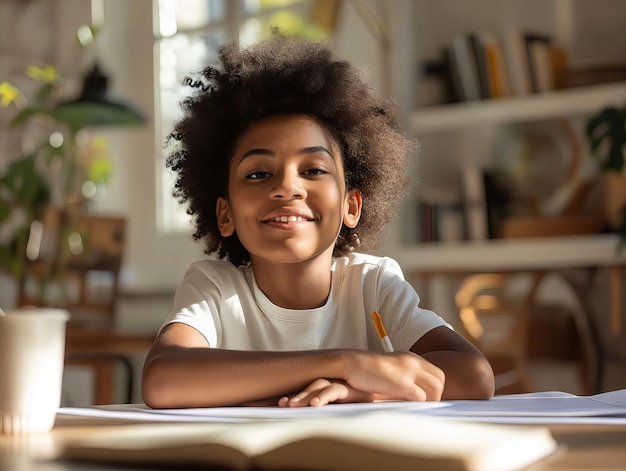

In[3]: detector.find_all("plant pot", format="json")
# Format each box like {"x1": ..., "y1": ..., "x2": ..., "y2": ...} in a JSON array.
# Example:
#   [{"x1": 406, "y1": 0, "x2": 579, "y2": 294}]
[{"x1": 604, "y1": 172, "x2": 626, "y2": 229}]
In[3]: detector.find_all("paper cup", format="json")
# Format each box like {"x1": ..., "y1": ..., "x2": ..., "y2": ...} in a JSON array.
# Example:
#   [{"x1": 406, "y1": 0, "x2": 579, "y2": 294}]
[{"x1": 0, "y1": 308, "x2": 69, "y2": 435}]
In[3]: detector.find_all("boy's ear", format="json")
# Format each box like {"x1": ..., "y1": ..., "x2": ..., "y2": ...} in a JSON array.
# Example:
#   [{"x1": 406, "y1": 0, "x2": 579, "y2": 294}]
[
  {"x1": 343, "y1": 189, "x2": 362, "y2": 229},
  {"x1": 216, "y1": 197, "x2": 235, "y2": 236}
]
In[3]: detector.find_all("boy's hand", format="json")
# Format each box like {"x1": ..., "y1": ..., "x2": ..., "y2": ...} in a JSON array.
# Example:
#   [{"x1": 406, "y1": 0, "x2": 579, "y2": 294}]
[
  {"x1": 345, "y1": 351, "x2": 445, "y2": 402},
  {"x1": 277, "y1": 350, "x2": 445, "y2": 406},
  {"x1": 278, "y1": 378, "x2": 375, "y2": 407}
]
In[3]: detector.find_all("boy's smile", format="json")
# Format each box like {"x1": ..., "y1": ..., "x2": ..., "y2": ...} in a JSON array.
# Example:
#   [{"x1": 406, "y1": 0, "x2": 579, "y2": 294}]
[{"x1": 216, "y1": 114, "x2": 361, "y2": 267}]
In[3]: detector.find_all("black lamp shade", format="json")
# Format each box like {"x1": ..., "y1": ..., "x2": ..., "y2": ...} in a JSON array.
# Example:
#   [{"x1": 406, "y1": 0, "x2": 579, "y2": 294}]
[{"x1": 54, "y1": 63, "x2": 145, "y2": 129}]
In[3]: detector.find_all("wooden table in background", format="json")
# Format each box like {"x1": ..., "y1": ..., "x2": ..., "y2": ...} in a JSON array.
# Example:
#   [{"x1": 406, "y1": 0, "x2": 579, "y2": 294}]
[{"x1": 65, "y1": 326, "x2": 156, "y2": 404}]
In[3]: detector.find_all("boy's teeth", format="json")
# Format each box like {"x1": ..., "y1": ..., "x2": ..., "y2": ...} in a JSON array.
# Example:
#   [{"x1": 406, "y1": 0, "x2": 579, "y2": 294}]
[{"x1": 275, "y1": 216, "x2": 303, "y2": 222}]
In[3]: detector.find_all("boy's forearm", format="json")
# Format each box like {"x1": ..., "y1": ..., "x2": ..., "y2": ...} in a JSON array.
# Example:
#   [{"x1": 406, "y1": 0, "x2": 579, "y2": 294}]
[
  {"x1": 420, "y1": 351, "x2": 495, "y2": 400},
  {"x1": 142, "y1": 347, "x2": 349, "y2": 408}
]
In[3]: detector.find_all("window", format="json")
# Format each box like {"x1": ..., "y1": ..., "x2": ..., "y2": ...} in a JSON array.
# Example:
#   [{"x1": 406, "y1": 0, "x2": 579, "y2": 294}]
[{"x1": 154, "y1": 0, "x2": 332, "y2": 232}]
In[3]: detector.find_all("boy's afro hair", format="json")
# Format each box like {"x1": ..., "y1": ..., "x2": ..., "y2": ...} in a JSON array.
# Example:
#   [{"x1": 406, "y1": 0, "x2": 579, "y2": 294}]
[{"x1": 166, "y1": 35, "x2": 412, "y2": 267}]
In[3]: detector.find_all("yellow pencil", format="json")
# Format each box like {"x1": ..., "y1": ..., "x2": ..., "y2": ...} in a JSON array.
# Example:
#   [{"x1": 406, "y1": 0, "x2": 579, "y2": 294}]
[{"x1": 372, "y1": 311, "x2": 394, "y2": 352}]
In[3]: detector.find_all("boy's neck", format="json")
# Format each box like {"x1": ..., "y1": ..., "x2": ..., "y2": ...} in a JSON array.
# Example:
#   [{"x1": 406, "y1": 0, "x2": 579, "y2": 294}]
[{"x1": 250, "y1": 256, "x2": 333, "y2": 310}]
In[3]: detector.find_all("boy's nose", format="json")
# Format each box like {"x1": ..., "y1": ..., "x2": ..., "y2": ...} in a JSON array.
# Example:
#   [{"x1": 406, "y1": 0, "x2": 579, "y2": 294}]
[{"x1": 270, "y1": 171, "x2": 305, "y2": 199}]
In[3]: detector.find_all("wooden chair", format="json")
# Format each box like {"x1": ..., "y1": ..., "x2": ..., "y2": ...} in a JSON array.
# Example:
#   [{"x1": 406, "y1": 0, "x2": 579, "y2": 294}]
[
  {"x1": 17, "y1": 210, "x2": 143, "y2": 404},
  {"x1": 454, "y1": 272, "x2": 545, "y2": 394},
  {"x1": 18, "y1": 212, "x2": 126, "y2": 327}
]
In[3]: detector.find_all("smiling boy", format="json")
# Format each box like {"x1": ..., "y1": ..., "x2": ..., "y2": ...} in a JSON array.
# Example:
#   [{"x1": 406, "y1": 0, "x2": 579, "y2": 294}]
[
  {"x1": 142, "y1": 36, "x2": 494, "y2": 408},
  {"x1": 217, "y1": 114, "x2": 360, "y2": 310}
]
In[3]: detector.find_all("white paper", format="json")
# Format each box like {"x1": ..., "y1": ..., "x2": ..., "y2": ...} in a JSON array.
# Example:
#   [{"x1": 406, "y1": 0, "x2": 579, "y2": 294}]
[
  {"x1": 58, "y1": 389, "x2": 626, "y2": 425},
  {"x1": 60, "y1": 400, "x2": 446, "y2": 422}
]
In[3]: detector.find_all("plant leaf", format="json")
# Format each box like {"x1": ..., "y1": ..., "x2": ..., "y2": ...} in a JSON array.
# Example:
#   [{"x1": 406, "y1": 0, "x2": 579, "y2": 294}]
[
  {"x1": 9, "y1": 106, "x2": 56, "y2": 127},
  {"x1": 0, "y1": 199, "x2": 10, "y2": 222},
  {"x1": 586, "y1": 105, "x2": 625, "y2": 172}
]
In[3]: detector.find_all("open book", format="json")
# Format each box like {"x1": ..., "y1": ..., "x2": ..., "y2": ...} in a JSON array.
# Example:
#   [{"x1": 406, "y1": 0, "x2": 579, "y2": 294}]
[{"x1": 58, "y1": 411, "x2": 557, "y2": 471}]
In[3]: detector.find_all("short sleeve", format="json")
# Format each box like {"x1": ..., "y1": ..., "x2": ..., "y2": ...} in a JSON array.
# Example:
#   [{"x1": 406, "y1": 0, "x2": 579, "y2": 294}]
[
  {"x1": 159, "y1": 262, "x2": 224, "y2": 347},
  {"x1": 377, "y1": 257, "x2": 451, "y2": 351}
]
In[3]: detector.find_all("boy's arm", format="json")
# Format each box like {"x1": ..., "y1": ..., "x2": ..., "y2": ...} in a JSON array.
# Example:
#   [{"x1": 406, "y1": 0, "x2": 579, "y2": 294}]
[
  {"x1": 142, "y1": 323, "x2": 343, "y2": 408},
  {"x1": 141, "y1": 323, "x2": 449, "y2": 408},
  {"x1": 410, "y1": 325, "x2": 495, "y2": 400},
  {"x1": 279, "y1": 326, "x2": 494, "y2": 407}
]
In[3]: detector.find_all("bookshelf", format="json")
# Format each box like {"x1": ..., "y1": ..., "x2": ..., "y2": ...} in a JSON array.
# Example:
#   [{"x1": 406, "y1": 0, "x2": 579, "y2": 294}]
[
  {"x1": 392, "y1": 78, "x2": 626, "y2": 273},
  {"x1": 386, "y1": 0, "x2": 626, "y2": 253},
  {"x1": 386, "y1": 233, "x2": 625, "y2": 275},
  {"x1": 410, "y1": 81, "x2": 626, "y2": 134},
  {"x1": 380, "y1": 2, "x2": 626, "y2": 347}
]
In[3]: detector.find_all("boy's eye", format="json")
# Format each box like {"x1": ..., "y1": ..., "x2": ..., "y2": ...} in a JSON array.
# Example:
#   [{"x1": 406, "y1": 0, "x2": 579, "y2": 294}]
[
  {"x1": 247, "y1": 171, "x2": 271, "y2": 180},
  {"x1": 302, "y1": 168, "x2": 328, "y2": 176}
]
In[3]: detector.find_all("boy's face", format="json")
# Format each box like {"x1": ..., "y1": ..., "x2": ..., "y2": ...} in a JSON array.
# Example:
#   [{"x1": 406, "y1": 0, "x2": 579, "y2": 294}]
[{"x1": 216, "y1": 114, "x2": 361, "y2": 266}]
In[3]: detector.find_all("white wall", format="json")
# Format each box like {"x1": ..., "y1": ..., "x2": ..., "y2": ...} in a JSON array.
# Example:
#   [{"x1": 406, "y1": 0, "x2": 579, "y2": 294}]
[{"x1": 95, "y1": 0, "x2": 205, "y2": 293}]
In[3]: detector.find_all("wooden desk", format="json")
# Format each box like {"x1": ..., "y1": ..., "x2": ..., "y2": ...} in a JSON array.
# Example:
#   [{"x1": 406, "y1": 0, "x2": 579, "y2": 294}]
[
  {"x1": 1, "y1": 416, "x2": 625, "y2": 470},
  {"x1": 526, "y1": 424, "x2": 626, "y2": 470}
]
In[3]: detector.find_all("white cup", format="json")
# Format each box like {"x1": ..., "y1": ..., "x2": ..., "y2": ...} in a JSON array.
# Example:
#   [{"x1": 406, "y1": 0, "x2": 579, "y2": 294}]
[{"x1": 0, "y1": 308, "x2": 69, "y2": 435}]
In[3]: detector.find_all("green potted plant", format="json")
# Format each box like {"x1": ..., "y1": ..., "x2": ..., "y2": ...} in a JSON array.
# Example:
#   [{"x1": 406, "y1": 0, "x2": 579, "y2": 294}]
[
  {"x1": 586, "y1": 103, "x2": 626, "y2": 250},
  {"x1": 0, "y1": 59, "x2": 143, "y2": 307},
  {"x1": 0, "y1": 66, "x2": 66, "y2": 278}
]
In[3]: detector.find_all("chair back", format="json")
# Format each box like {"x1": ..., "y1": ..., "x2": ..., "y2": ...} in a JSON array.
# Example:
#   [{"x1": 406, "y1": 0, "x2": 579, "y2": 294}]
[
  {"x1": 18, "y1": 210, "x2": 126, "y2": 327},
  {"x1": 454, "y1": 272, "x2": 544, "y2": 393}
]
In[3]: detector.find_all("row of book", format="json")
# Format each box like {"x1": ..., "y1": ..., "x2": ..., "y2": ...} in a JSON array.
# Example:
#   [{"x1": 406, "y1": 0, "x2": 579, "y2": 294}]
[
  {"x1": 442, "y1": 30, "x2": 568, "y2": 102},
  {"x1": 415, "y1": 170, "x2": 509, "y2": 244}
]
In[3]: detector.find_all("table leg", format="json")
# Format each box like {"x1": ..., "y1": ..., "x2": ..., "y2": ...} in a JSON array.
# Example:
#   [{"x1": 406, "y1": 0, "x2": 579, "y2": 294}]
[{"x1": 609, "y1": 267, "x2": 622, "y2": 337}]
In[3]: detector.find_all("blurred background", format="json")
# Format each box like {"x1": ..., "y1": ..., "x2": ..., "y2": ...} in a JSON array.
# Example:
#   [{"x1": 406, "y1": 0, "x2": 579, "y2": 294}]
[{"x1": 1, "y1": 0, "x2": 625, "y2": 405}]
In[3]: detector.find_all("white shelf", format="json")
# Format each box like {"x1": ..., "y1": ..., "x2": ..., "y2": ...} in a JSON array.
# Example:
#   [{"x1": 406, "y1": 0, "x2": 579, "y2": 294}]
[
  {"x1": 409, "y1": 81, "x2": 626, "y2": 134},
  {"x1": 387, "y1": 234, "x2": 625, "y2": 275}
]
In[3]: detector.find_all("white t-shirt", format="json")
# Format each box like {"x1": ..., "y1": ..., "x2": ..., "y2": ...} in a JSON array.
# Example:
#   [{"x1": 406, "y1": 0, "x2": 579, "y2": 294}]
[{"x1": 161, "y1": 252, "x2": 450, "y2": 352}]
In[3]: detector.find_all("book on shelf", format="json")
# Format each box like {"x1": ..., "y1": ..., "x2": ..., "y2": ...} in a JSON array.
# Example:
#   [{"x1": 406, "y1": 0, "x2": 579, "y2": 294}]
[
  {"x1": 441, "y1": 30, "x2": 570, "y2": 103},
  {"x1": 481, "y1": 33, "x2": 511, "y2": 98},
  {"x1": 461, "y1": 166, "x2": 489, "y2": 240},
  {"x1": 445, "y1": 32, "x2": 512, "y2": 102},
  {"x1": 468, "y1": 33, "x2": 492, "y2": 99},
  {"x1": 58, "y1": 411, "x2": 558, "y2": 471},
  {"x1": 506, "y1": 30, "x2": 569, "y2": 95},
  {"x1": 446, "y1": 30, "x2": 567, "y2": 101},
  {"x1": 448, "y1": 34, "x2": 482, "y2": 101},
  {"x1": 503, "y1": 30, "x2": 534, "y2": 95},
  {"x1": 443, "y1": 47, "x2": 467, "y2": 103},
  {"x1": 524, "y1": 33, "x2": 554, "y2": 93}
]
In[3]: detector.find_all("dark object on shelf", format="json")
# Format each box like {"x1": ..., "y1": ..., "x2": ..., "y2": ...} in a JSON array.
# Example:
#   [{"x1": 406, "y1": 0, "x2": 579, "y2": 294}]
[
  {"x1": 421, "y1": 57, "x2": 460, "y2": 104},
  {"x1": 499, "y1": 215, "x2": 606, "y2": 239},
  {"x1": 562, "y1": 64, "x2": 626, "y2": 89}
]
